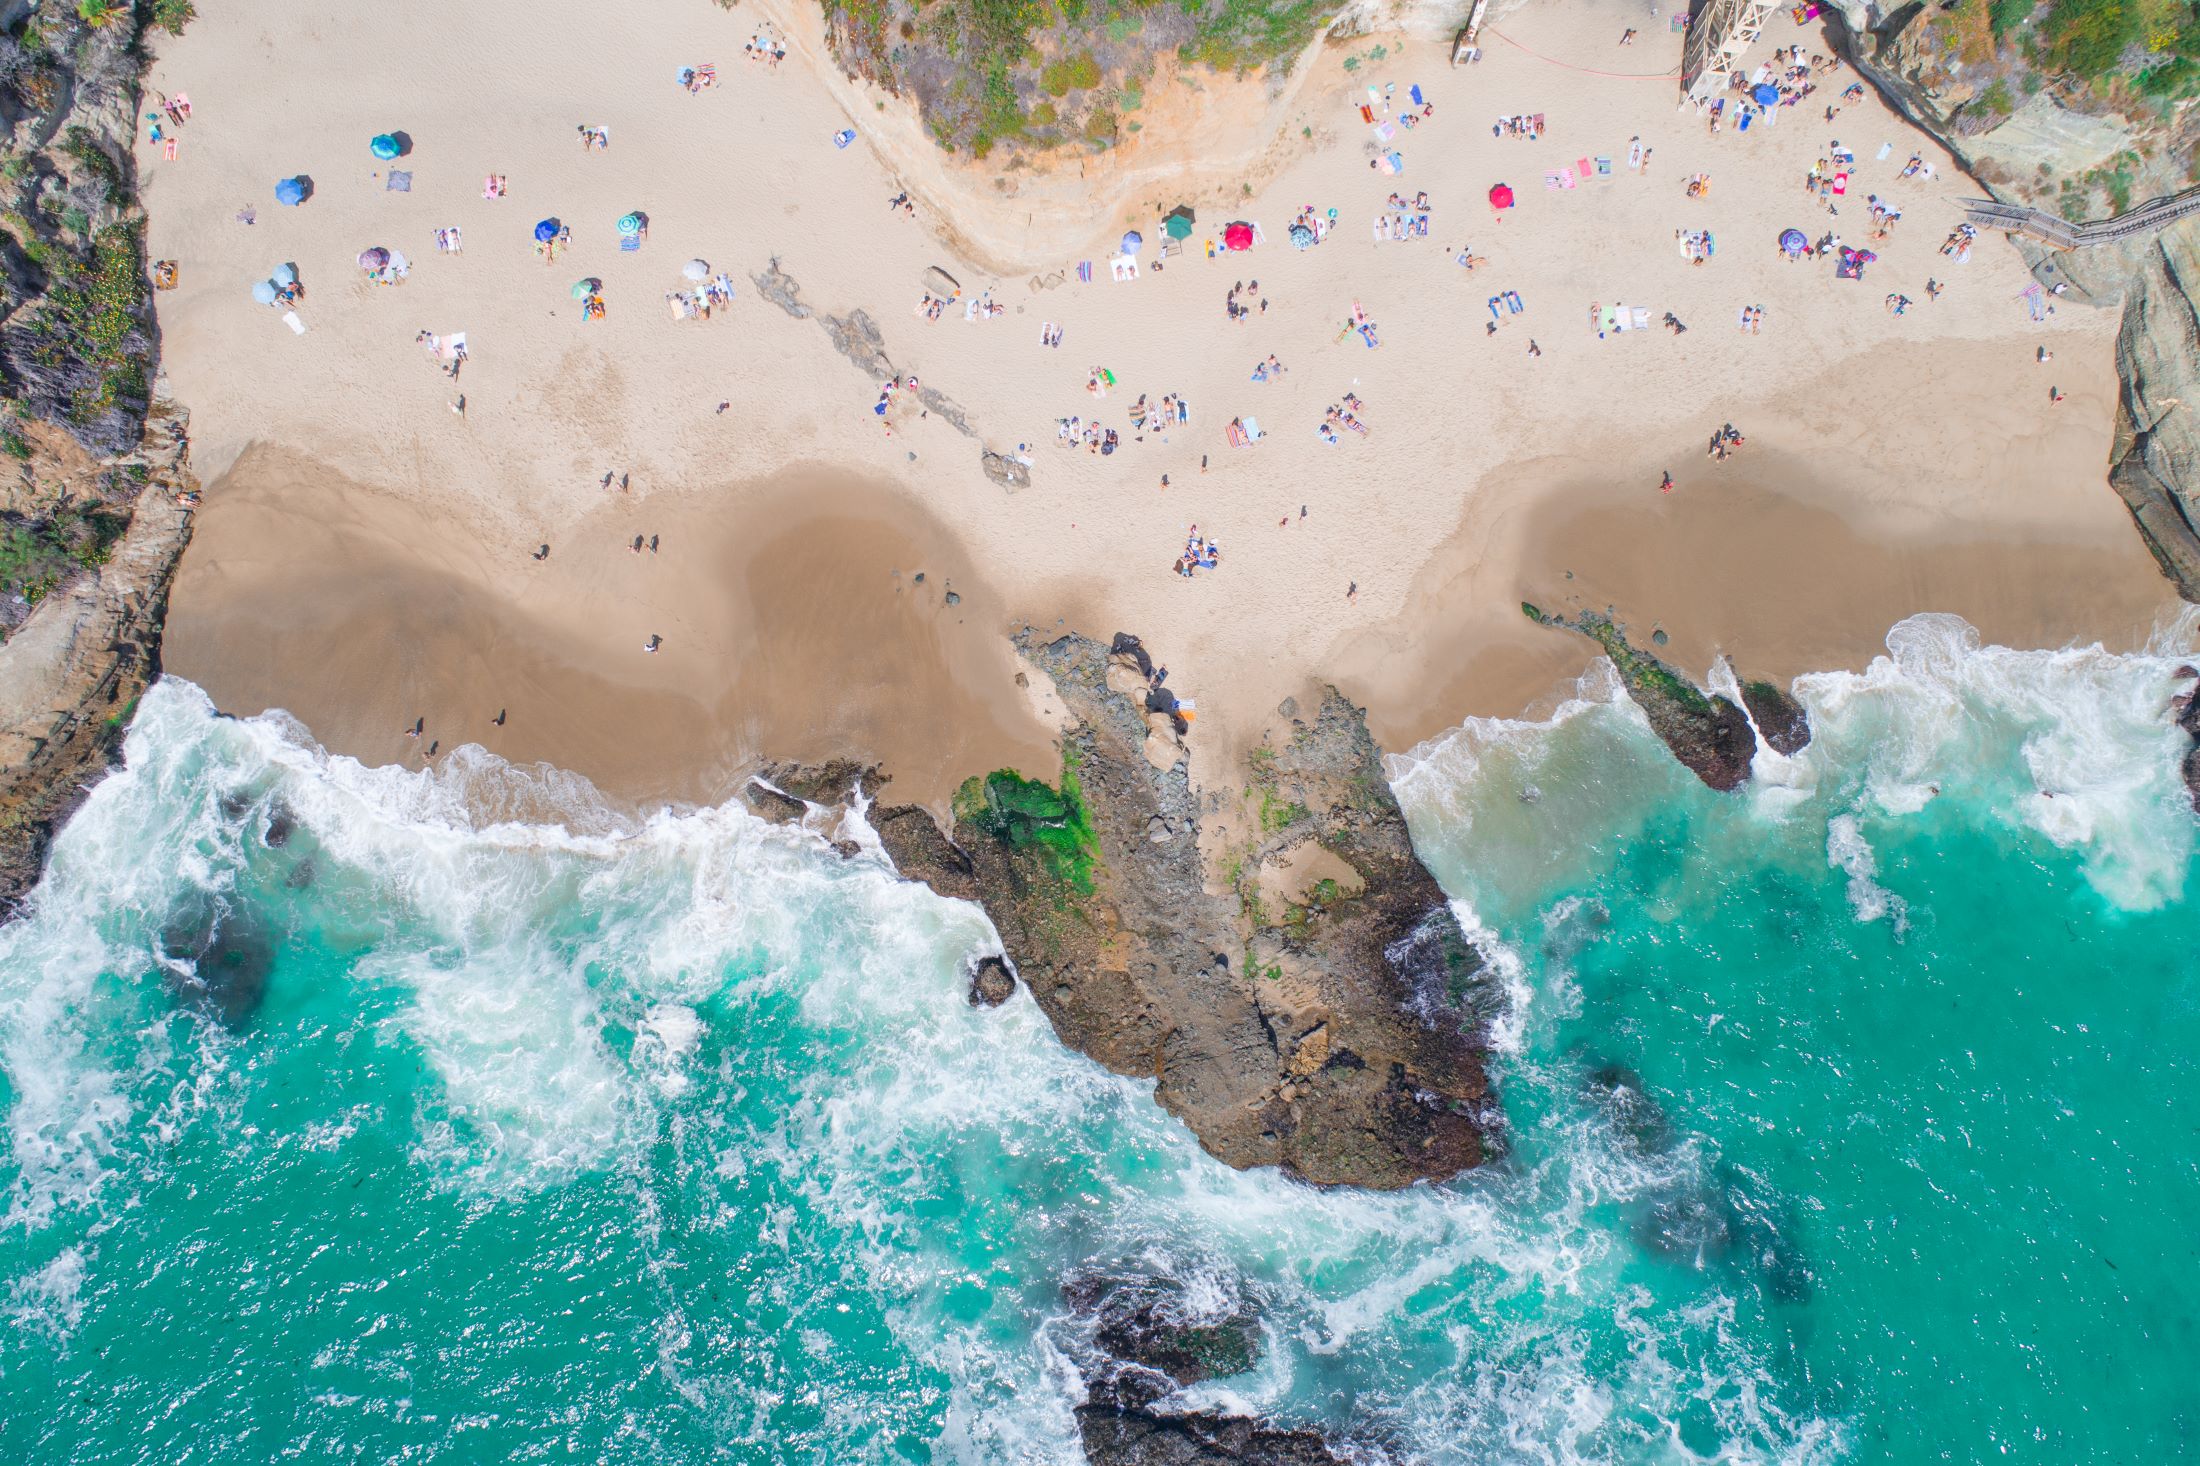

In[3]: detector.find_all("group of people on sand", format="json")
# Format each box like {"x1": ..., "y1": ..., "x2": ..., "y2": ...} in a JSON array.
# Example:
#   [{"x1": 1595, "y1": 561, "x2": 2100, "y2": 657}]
[
  {"x1": 1131, "y1": 392, "x2": 1188, "y2": 436},
  {"x1": 1249, "y1": 354, "x2": 1287, "y2": 383},
  {"x1": 743, "y1": 27, "x2": 788, "y2": 67},
  {"x1": 1375, "y1": 191, "x2": 1433, "y2": 241},
  {"x1": 1492, "y1": 113, "x2": 1545, "y2": 141},
  {"x1": 1175, "y1": 526, "x2": 1223, "y2": 578},
  {"x1": 1055, "y1": 416, "x2": 1120, "y2": 455},
  {"x1": 1317, "y1": 392, "x2": 1370, "y2": 446},
  {"x1": 1707, "y1": 423, "x2": 1748, "y2": 462},
  {"x1": 1224, "y1": 279, "x2": 1267, "y2": 322}
]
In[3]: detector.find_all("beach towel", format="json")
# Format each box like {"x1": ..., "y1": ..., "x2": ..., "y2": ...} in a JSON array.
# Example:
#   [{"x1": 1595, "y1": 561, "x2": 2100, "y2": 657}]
[
  {"x1": 1076, "y1": 260, "x2": 1093, "y2": 283},
  {"x1": 1599, "y1": 306, "x2": 1620, "y2": 334},
  {"x1": 1577, "y1": 157, "x2": 1591, "y2": 179},
  {"x1": 386, "y1": 170, "x2": 412, "y2": 192},
  {"x1": 163, "y1": 138, "x2": 178, "y2": 161},
  {"x1": 1832, "y1": 171, "x2": 1848, "y2": 195},
  {"x1": 1506, "y1": 290, "x2": 1524, "y2": 313},
  {"x1": 1544, "y1": 172, "x2": 1565, "y2": 191},
  {"x1": 1359, "y1": 104, "x2": 1374, "y2": 123},
  {"x1": 282, "y1": 311, "x2": 305, "y2": 335},
  {"x1": 1559, "y1": 168, "x2": 1577, "y2": 189},
  {"x1": 2020, "y1": 282, "x2": 2046, "y2": 322},
  {"x1": 1631, "y1": 307, "x2": 1649, "y2": 331},
  {"x1": 1410, "y1": 84, "x2": 1425, "y2": 106},
  {"x1": 1876, "y1": 141, "x2": 1893, "y2": 160},
  {"x1": 620, "y1": 234, "x2": 640, "y2": 252},
  {"x1": 1595, "y1": 156, "x2": 1613, "y2": 178},
  {"x1": 1242, "y1": 417, "x2": 1263, "y2": 442},
  {"x1": 1226, "y1": 420, "x2": 1248, "y2": 448},
  {"x1": 1367, "y1": 86, "x2": 1384, "y2": 112},
  {"x1": 1372, "y1": 121, "x2": 1397, "y2": 143},
  {"x1": 1628, "y1": 139, "x2": 1644, "y2": 171}
]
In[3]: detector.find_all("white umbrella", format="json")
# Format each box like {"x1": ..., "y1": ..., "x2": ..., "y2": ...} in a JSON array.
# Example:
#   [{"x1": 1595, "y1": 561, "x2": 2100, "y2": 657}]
[{"x1": 682, "y1": 259, "x2": 710, "y2": 281}]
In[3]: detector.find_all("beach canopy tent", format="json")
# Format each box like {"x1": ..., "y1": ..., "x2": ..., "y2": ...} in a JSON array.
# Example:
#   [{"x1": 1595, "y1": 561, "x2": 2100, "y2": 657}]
[
  {"x1": 271, "y1": 262, "x2": 297, "y2": 286},
  {"x1": 1487, "y1": 182, "x2": 1515, "y2": 210},
  {"x1": 1751, "y1": 83, "x2": 1779, "y2": 105},
  {"x1": 533, "y1": 218, "x2": 562, "y2": 243},
  {"x1": 923, "y1": 265, "x2": 959, "y2": 297},
  {"x1": 682, "y1": 258, "x2": 711, "y2": 281},
  {"x1": 369, "y1": 133, "x2": 402, "y2": 160},
  {"x1": 1779, "y1": 228, "x2": 1809, "y2": 256},
  {"x1": 357, "y1": 247, "x2": 390, "y2": 271},
  {"x1": 1162, "y1": 205, "x2": 1195, "y2": 240},
  {"x1": 274, "y1": 176, "x2": 309, "y2": 206},
  {"x1": 1222, "y1": 221, "x2": 1254, "y2": 251},
  {"x1": 1288, "y1": 223, "x2": 1315, "y2": 250},
  {"x1": 251, "y1": 279, "x2": 279, "y2": 304}
]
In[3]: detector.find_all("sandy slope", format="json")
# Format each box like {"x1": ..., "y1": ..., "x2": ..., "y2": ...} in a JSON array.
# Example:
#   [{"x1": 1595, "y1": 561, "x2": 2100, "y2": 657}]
[{"x1": 139, "y1": 0, "x2": 2175, "y2": 811}]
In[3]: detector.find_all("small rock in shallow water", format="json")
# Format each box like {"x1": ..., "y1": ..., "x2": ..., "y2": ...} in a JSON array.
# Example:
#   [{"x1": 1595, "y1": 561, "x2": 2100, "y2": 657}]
[
  {"x1": 968, "y1": 955, "x2": 1017, "y2": 1007},
  {"x1": 1651, "y1": 628, "x2": 1669, "y2": 646}
]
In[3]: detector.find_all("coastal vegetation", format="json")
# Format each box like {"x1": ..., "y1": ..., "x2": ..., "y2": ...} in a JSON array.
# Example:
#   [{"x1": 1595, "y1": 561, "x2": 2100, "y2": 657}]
[
  {"x1": 1936, "y1": 0, "x2": 2200, "y2": 116},
  {"x1": 953, "y1": 754, "x2": 1100, "y2": 895},
  {"x1": 819, "y1": 0, "x2": 1343, "y2": 155}
]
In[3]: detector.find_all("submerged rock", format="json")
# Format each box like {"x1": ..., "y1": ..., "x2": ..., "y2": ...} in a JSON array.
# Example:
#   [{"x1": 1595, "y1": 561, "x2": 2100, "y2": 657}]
[
  {"x1": 874, "y1": 628, "x2": 1494, "y2": 1190},
  {"x1": 1076, "y1": 1401, "x2": 1349, "y2": 1466},
  {"x1": 1066, "y1": 1273, "x2": 1262, "y2": 1390},
  {"x1": 157, "y1": 896, "x2": 274, "y2": 1028}
]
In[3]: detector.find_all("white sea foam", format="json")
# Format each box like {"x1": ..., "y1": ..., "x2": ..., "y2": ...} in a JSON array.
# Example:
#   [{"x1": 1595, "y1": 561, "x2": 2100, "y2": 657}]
[{"x1": 1825, "y1": 814, "x2": 1907, "y2": 932}]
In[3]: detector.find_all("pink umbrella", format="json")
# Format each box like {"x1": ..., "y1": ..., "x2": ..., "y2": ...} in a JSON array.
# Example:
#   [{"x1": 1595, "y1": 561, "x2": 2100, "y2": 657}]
[
  {"x1": 1487, "y1": 182, "x2": 1516, "y2": 210},
  {"x1": 1222, "y1": 222, "x2": 1254, "y2": 251}
]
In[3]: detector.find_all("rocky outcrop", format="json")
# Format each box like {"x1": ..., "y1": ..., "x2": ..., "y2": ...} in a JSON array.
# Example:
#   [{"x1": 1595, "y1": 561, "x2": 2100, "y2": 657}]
[
  {"x1": 1737, "y1": 677, "x2": 1812, "y2": 758},
  {"x1": 871, "y1": 628, "x2": 1495, "y2": 1190},
  {"x1": 967, "y1": 954, "x2": 1017, "y2": 1006},
  {"x1": 1821, "y1": 4, "x2": 2200, "y2": 604},
  {"x1": 2173, "y1": 666, "x2": 2200, "y2": 811},
  {"x1": 0, "y1": 6, "x2": 199, "y2": 913},
  {"x1": 1076, "y1": 1402, "x2": 1348, "y2": 1466},
  {"x1": 1526, "y1": 607, "x2": 1757, "y2": 790}
]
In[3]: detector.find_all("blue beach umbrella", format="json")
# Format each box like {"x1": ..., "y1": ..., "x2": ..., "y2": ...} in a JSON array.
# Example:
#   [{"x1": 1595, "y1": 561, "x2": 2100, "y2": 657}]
[
  {"x1": 271, "y1": 262, "x2": 297, "y2": 286},
  {"x1": 1120, "y1": 229, "x2": 1142, "y2": 256},
  {"x1": 533, "y1": 218, "x2": 562, "y2": 243},
  {"x1": 1752, "y1": 82, "x2": 1779, "y2": 105},
  {"x1": 251, "y1": 279, "x2": 279, "y2": 305},
  {"x1": 370, "y1": 132, "x2": 401, "y2": 160},
  {"x1": 616, "y1": 212, "x2": 643, "y2": 236},
  {"x1": 274, "y1": 176, "x2": 307, "y2": 206},
  {"x1": 1779, "y1": 228, "x2": 1809, "y2": 256}
]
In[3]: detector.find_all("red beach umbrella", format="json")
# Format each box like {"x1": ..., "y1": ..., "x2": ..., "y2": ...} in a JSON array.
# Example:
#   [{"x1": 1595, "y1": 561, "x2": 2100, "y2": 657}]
[
  {"x1": 1222, "y1": 221, "x2": 1254, "y2": 251},
  {"x1": 1487, "y1": 182, "x2": 1516, "y2": 211}
]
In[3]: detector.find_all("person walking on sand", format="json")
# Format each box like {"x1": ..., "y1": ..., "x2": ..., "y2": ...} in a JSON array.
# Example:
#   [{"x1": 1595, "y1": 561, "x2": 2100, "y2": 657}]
[
  {"x1": 533, "y1": 543, "x2": 551, "y2": 560},
  {"x1": 1528, "y1": 339, "x2": 1541, "y2": 357},
  {"x1": 1619, "y1": 27, "x2": 1636, "y2": 44},
  {"x1": 1660, "y1": 471, "x2": 1674, "y2": 494},
  {"x1": 645, "y1": 634, "x2": 663, "y2": 652},
  {"x1": 2050, "y1": 386, "x2": 2065, "y2": 405},
  {"x1": 1347, "y1": 581, "x2": 1358, "y2": 605},
  {"x1": 493, "y1": 709, "x2": 506, "y2": 727},
  {"x1": 406, "y1": 718, "x2": 422, "y2": 739}
]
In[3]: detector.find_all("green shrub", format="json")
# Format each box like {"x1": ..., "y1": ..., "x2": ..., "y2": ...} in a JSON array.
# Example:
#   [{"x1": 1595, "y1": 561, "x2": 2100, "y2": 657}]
[{"x1": 151, "y1": 0, "x2": 197, "y2": 35}]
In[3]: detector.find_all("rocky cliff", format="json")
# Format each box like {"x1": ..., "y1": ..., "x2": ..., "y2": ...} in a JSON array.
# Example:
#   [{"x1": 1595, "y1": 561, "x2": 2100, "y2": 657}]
[
  {"x1": 1822, "y1": 1, "x2": 2200, "y2": 601},
  {"x1": 0, "y1": 4, "x2": 198, "y2": 911}
]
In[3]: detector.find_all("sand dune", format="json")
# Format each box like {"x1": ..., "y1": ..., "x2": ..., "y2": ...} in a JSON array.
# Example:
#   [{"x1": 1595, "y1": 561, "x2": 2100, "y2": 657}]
[{"x1": 140, "y1": 0, "x2": 2175, "y2": 808}]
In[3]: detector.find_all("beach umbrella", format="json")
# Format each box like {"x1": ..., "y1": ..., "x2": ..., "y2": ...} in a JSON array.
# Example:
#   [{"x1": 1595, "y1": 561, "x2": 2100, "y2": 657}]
[
  {"x1": 616, "y1": 212, "x2": 643, "y2": 236},
  {"x1": 1222, "y1": 221, "x2": 1253, "y2": 251},
  {"x1": 1162, "y1": 204, "x2": 1195, "y2": 240},
  {"x1": 357, "y1": 247, "x2": 390, "y2": 271},
  {"x1": 1288, "y1": 223, "x2": 1315, "y2": 251},
  {"x1": 1751, "y1": 83, "x2": 1780, "y2": 105},
  {"x1": 533, "y1": 217, "x2": 562, "y2": 243},
  {"x1": 1120, "y1": 229, "x2": 1143, "y2": 256},
  {"x1": 1487, "y1": 182, "x2": 1515, "y2": 210},
  {"x1": 251, "y1": 279, "x2": 279, "y2": 305},
  {"x1": 271, "y1": 262, "x2": 297, "y2": 286},
  {"x1": 369, "y1": 132, "x2": 401, "y2": 161},
  {"x1": 274, "y1": 176, "x2": 307, "y2": 206},
  {"x1": 923, "y1": 265, "x2": 960, "y2": 297},
  {"x1": 682, "y1": 258, "x2": 710, "y2": 281},
  {"x1": 570, "y1": 278, "x2": 600, "y2": 300},
  {"x1": 1779, "y1": 228, "x2": 1809, "y2": 256}
]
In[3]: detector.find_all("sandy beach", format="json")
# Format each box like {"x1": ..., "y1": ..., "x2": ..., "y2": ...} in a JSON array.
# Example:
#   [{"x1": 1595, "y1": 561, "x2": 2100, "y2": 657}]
[{"x1": 139, "y1": 0, "x2": 2177, "y2": 808}]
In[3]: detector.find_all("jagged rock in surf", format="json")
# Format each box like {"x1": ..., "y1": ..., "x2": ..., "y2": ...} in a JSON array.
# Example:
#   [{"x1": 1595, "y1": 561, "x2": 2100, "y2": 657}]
[
  {"x1": 1524, "y1": 608, "x2": 1757, "y2": 790},
  {"x1": 1737, "y1": 678, "x2": 1812, "y2": 757},
  {"x1": 873, "y1": 628, "x2": 1495, "y2": 1191}
]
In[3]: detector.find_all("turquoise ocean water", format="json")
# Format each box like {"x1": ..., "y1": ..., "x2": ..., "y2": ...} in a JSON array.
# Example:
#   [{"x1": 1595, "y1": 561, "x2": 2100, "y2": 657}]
[{"x1": 2, "y1": 611, "x2": 2195, "y2": 1463}]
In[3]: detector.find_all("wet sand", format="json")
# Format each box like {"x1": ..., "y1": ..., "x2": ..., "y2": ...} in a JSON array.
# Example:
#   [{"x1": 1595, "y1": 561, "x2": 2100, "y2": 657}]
[{"x1": 166, "y1": 451, "x2": 1060, "y2": 814}]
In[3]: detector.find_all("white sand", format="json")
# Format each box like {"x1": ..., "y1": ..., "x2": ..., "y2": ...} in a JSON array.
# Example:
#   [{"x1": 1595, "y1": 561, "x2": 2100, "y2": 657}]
[{"x1": 139, "y1": 0, "x2": 2176, "y2": 804}]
